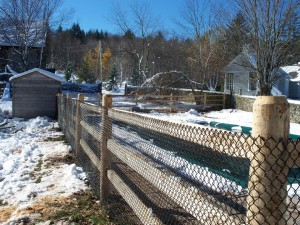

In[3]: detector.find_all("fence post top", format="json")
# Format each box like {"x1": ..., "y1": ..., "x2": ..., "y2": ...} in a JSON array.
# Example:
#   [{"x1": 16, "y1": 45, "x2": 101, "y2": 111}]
[
  {"x1": 254, "y1": 95, "x2": 289, "y2": 107},
  {"x1": 102, "y1": 94, "x2": 112, "y2": 108},
  {"x1": 77, "y1": 94, "x2": 84, "y2": 102}
]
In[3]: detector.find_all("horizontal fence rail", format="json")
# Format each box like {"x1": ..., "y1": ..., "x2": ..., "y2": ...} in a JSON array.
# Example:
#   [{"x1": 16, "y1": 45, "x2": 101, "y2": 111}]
[
  {"x1": 95, "y1": 93, "x2": 228, "y2": 112},
  {"x1": 57, "y1": 94, "x2": 300, "y2": 225}
]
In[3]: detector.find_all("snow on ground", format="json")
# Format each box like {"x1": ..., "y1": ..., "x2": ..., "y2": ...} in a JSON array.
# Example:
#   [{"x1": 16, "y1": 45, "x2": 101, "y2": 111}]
[
  {"x1": 113, "y1": 125, "x2": 246, "y2": 195},
  {"x1": 288, "y1": 98, "x2": 300, "y2": 105},
  {"x1": 145, "y1": 108, "x2": 300, "y2": 135},
  {"x1": 0, "y1": 100, "x2": 88, "y2": 224},
  {"x1": 0, "y1": 100, "x2": 12, "y2": 115},
  {"x1": 117, "y1": 108, "x2": 300, "y2": 207}
]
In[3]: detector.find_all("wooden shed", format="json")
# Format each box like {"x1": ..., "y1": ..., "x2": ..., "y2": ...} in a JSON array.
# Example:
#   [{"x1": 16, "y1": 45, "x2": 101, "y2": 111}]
[{"x1": 10, "y1": 68, "x2": 65, "y2": 119}]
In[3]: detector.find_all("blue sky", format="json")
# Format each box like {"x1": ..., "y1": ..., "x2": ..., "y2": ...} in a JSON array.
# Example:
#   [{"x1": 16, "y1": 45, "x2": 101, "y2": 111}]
[{"x1": 62, "y1": 0, "x2": 181, "y2": 34}]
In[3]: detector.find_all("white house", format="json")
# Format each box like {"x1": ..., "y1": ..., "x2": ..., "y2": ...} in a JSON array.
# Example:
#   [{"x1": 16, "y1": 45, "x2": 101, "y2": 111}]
[
  {"x1": 281, "y1": 63, "x2": 300, "y2": 99},
  {"x1": 222, "y1": 52, "x2": 291, "y2": 97}
]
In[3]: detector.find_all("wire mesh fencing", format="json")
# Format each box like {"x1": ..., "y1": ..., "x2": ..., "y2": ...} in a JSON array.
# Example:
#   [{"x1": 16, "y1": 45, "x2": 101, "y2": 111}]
[{"x1": 57, "y1": 94, "x2": 300, "y2": 225}]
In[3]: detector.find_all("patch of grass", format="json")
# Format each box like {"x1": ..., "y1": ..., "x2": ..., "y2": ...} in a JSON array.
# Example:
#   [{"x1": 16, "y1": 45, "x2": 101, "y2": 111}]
[
  {"x1": 28, "y1": 160, "x2": 44, "y2": 182},
  {"x1": 35, "y1": 175, "x2": 42, "y2": 183},
  {"x1": 71, "y1": 210, "x2": 83, "y2": 222},
  {"x1": 43, "y1": 135, "x2": 66, "y2": 142},
  {"x1": 53, "y1": 210, "x2": 69, "y2": 220},
  {"x1": 29, "y1": 171, "x2": 35, "y2": 178},
  {"x1": 34, "y1": 190, "x2": 111, "y2": 224},
  {"x1": 0, "y1": 199, "x2": 7, "y2": 206},
  {"x1": 105, "y1": 195, "x2": 137, "y2": 225},
  {"x1": 90, "y1": 214, "x2": 109, "y2": 225},
  {"x1": 34, "y1": 159, "x2": 43, "y2": 172}
]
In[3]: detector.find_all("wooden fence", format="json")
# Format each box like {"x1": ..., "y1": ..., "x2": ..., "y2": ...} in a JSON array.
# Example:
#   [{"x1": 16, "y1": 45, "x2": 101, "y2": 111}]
[
  {"x1": 0, "y1": 83, "x2": 5, "y2": 98},
  {"x1": 57, "y1": 94, "x2": 300, "y2": 225},
  {"x1": 101, "y1": 93, "x2": 228, "y2": 112},
  {"x1": 78, "y1": 92, "x2": 228, "y2": 112}
]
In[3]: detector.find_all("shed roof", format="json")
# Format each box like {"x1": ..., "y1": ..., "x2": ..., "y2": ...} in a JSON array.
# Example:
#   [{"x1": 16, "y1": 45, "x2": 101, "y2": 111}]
[{"x1": 10, "y1": 68, "x2": 66, "y2": 82}]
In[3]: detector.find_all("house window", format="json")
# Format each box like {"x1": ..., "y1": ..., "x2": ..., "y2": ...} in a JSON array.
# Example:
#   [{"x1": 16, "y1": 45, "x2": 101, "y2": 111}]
[
  {"x1": 248, "y1": 72, "x2": 256, "y2": 90},
  {"x1": 225, "y1": 73, "x2": 234, "y2": 91}
]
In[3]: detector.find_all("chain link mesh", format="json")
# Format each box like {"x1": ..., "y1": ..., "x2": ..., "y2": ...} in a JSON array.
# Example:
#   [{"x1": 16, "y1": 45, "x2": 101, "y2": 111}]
[{"x1": 57, "y1": 94, "x2": 300, "y2": 225}]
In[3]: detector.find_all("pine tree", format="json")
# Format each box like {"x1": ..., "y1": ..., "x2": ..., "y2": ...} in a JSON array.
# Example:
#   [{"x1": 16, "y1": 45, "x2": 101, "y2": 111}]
[
  {"x1": 129, "y1": 68, "x2": 143, "y2": 86},
  {"x1": 78, "y1": 50, "x2": 97, "y2": 83},
  {"x1": 106, "y1": 64, "x2": 118, "y2": 91},
  {"x1": 70, "y1": 23, "x2": 86, "y2": 43},
  {"x1": 57, "y1": 25, "x2": 63, "y2": 33},
  {"x1": 222, "y1": 12, "x2": 250, "y2": 60},
  {"x1": 64, "y1": 62, "x2": 73, "y2": 81}
]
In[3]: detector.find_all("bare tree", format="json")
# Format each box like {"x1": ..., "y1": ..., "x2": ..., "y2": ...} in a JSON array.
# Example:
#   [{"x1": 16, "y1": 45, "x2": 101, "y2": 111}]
[
  {"x1": 237, "y1": 0, "x2": 300, "y2": 95},
  {"x1": 0, "y1": 0, "x2": 64, "y2": 71},
  {"x1": 176, "y1": 0, "x2": 225, "y2": 91},
  {"x1": 111, "y1": 0, "x2": 160, "y2": 84}
]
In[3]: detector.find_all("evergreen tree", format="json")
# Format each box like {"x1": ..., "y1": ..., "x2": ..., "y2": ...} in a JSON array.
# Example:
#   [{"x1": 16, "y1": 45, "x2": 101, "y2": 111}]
[
  {"x1": 64, "y1": 62, "x2": 73, "y2": 81},
  {"x1": 222, "y1": 12, "x2": 250, "y2": 59},
  {"x1": 70, "y1": 23, "x2": 86, "y2": 43},
  {"x1": 106, "y1": 64, "x2": 118, "y2": 91},
  {"x1": 78, "y1": 50, "x2": 97, "y2": 83},
  {"x1": 95, "y1": 29, "x2": 100, "y2": 40},
  {"x1": 99, "y1": 30, "x2": 104, "y2": 39},
  {"x1": 103, "y1": 31, "x2": 109, "y2": 40},
  {"x1": 129, "y1": 68, "x2": 143, "y2": 86},
  {"x1": 124, "y1": 29, "x2": 135, "y2": 40},
  {"x1": 282, "y1": 31, "x2": 300, "y2": 65},
  {"x1": 57, "y1": 25, "x2": 63, "y2": 33},
  {"x1": 86, "y1": 30, "x2": 93, "y2": 39}
]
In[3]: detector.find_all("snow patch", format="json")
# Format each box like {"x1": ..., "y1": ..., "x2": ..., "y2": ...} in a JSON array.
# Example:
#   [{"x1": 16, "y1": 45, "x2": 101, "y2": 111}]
[{"x1": 0, "y1": 101, "x2": 88, "y2": 224}]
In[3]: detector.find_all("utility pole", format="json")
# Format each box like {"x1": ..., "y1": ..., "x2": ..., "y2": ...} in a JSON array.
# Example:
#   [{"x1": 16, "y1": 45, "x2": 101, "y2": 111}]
[
  {"x1": 120, "y1": 63, "x2": 123, "y2": 83},
  {"x1": 99, "y1": 40, "x2": 103, "y2": 81}
]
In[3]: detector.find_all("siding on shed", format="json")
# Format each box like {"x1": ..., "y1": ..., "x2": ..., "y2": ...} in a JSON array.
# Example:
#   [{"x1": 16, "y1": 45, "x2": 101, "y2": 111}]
[
  {"x1": 12, "y1": 72, "x2": 61, "y2": 119},
  {"x1": 289, "y1": 82, "x2": 300, "y2": 99}
]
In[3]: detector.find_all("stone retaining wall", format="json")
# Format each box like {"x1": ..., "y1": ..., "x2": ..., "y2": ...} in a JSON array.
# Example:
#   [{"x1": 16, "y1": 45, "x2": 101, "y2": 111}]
[
  {"x1": 234, "y1": 95, "x2": 300, "y2": 123},
  {"x1": 289, "y1": 103, "x2": 300, "y2": 123},
  {"x1": 234, "y1": 95, "x2": 255, "y2": 112}
]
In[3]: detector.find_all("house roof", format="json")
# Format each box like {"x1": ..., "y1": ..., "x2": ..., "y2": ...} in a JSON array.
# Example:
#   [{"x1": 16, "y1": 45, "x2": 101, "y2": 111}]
[
  {"x1": 223, "y1": 51, "x2": 289, "y2": 78},
  {"x1": 222, "y1": 51, "x2": 256, "y2": 73},
  {"x1": 9, "y1": 68, "x2": 66, "y2": 82},
  {"x1": 281, "y1": 65, "x2": 300, "y2": 82}
]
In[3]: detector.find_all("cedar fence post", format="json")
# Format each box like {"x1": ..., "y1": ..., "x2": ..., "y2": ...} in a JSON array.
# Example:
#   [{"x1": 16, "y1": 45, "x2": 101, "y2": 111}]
[
  {"x1": 246, "y1": 96, "x2": 290, "y2": 225},
  {"x1": 170, "y1": 93, "x2": 174, "y2": 113},
  {"x1": 135, "y1": 93, "x2": 138, "y2": 106},
  {"x1": 57, "y1": 94, "x2": 61, "y2": 125},
  {"x1": 62, "y1": 94, "x2": 67, "y2": 131},
  {"x1": 100, "y1": 94, "x2": 112, "y2": 203},
  {"x1": 223, "y1": 94, "x2": 226, "y2": 109},
  {"x1": 66, "y1": 94, "x2": 71, "y2": 129},
  {"x1": 75, "y1": 94, "x2": 84, "y2": 157},
  {"x1": 98, "y1": 93, "x2": 102, "y2": 108}
]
